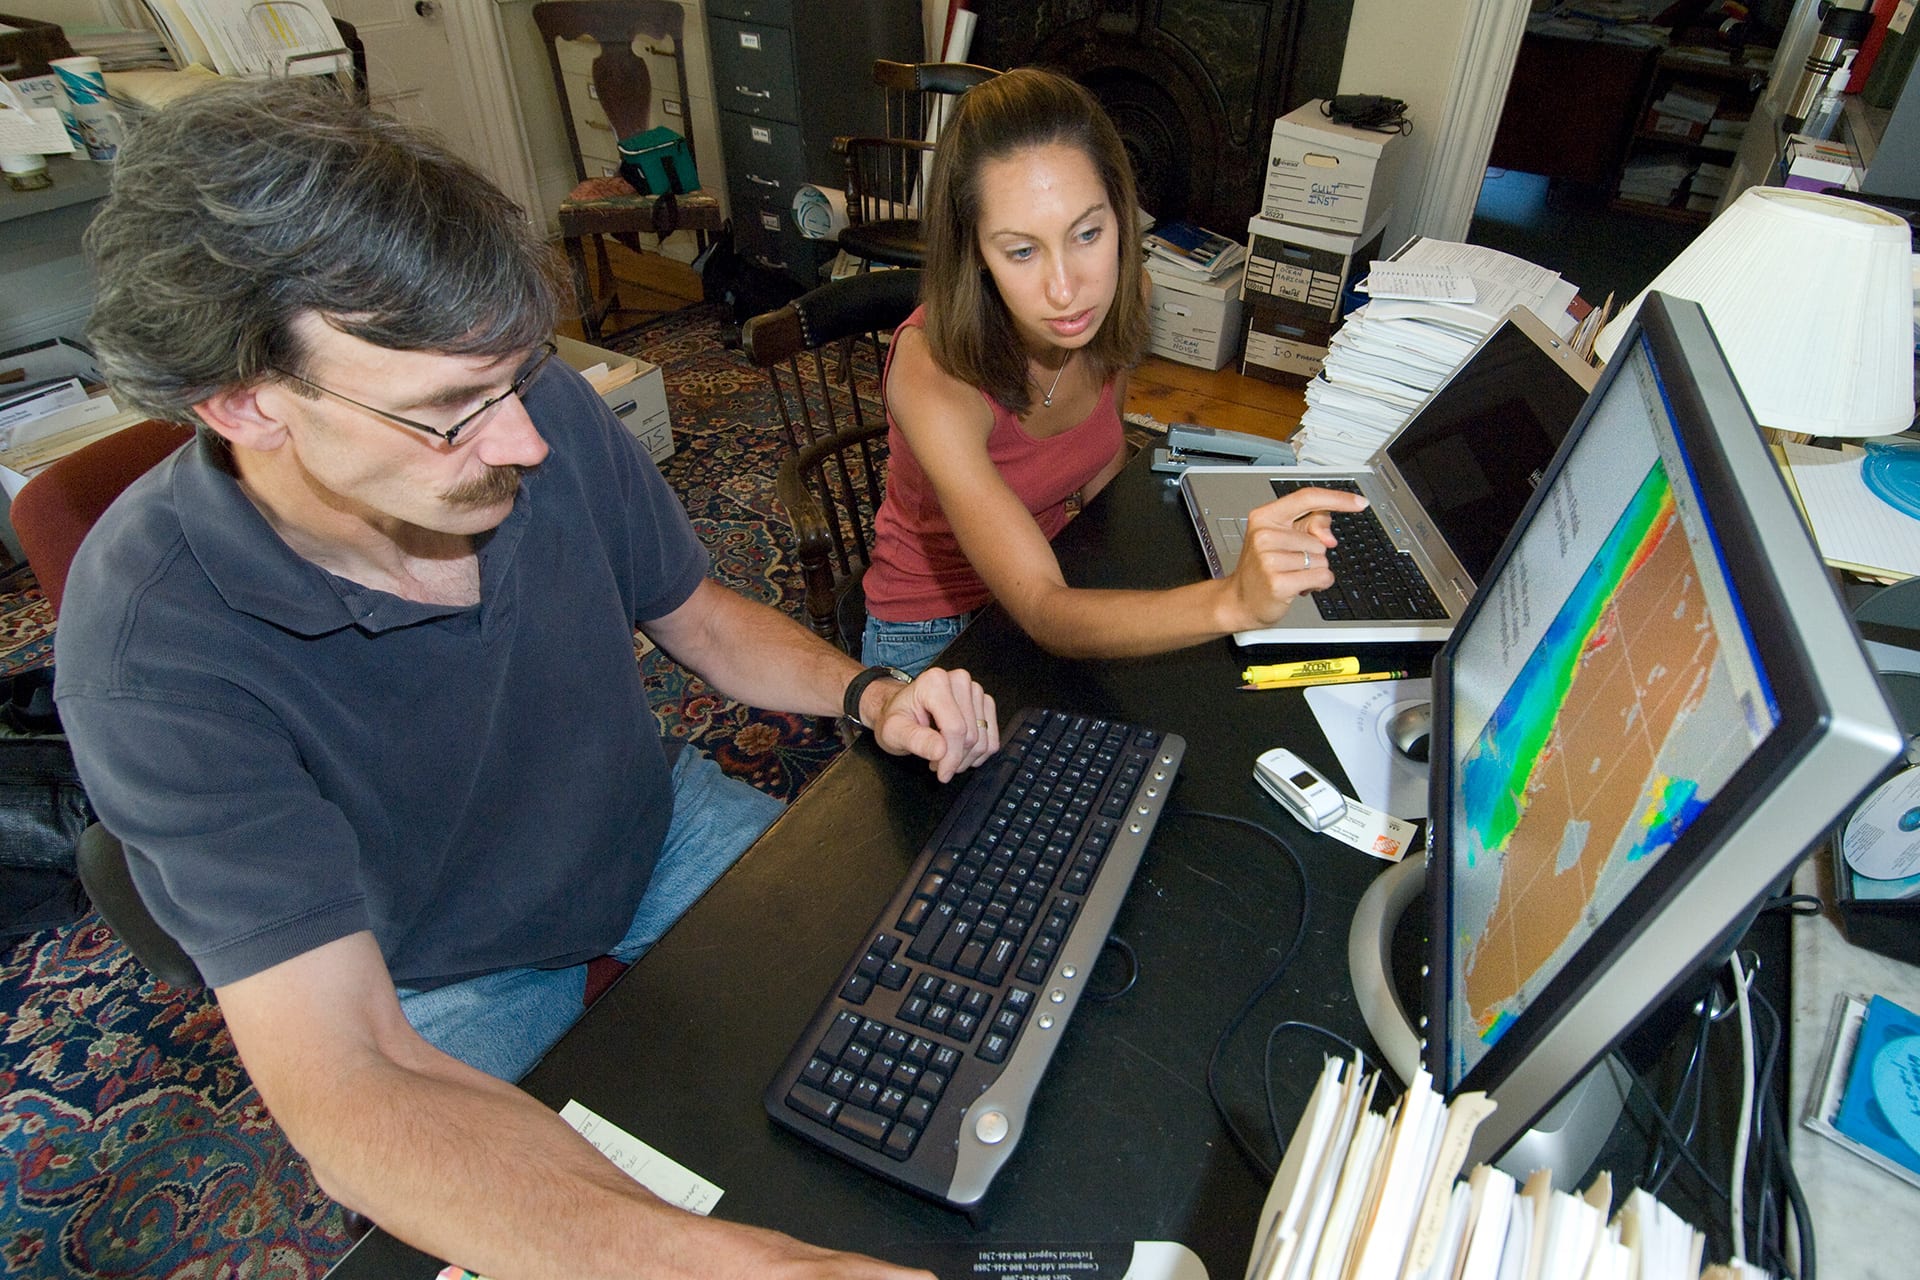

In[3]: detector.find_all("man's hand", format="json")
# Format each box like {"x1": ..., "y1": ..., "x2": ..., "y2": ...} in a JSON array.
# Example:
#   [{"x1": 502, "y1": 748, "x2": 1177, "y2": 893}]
[
  {"x1": 863, "y1": 666, "x2": 1000, "y2": 782},
  {"x1": 1227, "y1": 486, "x2": 1371, "y2": 628}
]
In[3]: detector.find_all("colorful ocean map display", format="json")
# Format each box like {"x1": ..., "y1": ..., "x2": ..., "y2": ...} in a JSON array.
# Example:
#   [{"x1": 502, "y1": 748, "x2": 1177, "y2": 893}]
[{"x1": 1453, "y1": 457, "x2": 1728, "y2": 1060}]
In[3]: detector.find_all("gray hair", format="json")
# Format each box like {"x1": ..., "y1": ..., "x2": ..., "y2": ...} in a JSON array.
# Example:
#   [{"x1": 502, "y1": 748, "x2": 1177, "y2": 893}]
[{"x1": 85, "y1": 77, "x2": 560, "y2": 426}]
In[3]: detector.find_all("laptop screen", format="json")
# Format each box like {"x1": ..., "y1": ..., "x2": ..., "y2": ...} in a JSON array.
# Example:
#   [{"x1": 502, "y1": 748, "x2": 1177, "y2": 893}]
[{"x1": 1381, "y1": 322, "x2": 1595, "y2": 581}]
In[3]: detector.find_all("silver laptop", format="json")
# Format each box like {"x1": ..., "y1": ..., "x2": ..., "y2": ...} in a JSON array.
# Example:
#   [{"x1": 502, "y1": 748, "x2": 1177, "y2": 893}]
[{"x1": 1180, "y1": 307, "x2": 1598, "y2": 645}]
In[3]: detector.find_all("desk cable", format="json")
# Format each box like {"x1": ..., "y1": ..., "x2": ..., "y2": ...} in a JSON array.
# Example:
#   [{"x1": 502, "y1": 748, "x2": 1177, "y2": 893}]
[{"x1": 1167, "y1": 806, "x2": 1386, "y2": 1182}]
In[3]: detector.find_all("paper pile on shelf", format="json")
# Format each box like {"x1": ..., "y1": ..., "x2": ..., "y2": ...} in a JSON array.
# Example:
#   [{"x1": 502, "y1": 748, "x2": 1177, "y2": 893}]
[
  {"x1": 1618, "y1": 154, "x2": 1692, "y2": 205},
  {"x1": 1290, "y1": 239, "x2": 1580, "y2": 467},
  {"x1": 142, "y1": 0, "x2": 350, "y2": 78},
  {"x1": 1246, "y1": 1055, "x2": 1771, "y2": 1280}
]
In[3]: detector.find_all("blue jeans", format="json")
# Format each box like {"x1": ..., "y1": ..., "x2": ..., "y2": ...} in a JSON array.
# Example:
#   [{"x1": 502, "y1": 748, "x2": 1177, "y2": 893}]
[
  {"x1": 396, "y1": 748, "x2": 782, "y2": 1081},
  {"x1": 861, "y1": 610, "x2": 973, "y2": 677}
]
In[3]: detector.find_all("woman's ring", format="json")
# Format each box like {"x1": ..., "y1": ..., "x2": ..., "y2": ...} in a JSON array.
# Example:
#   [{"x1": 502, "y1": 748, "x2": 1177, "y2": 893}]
[
  {"x1": 977, "y1": 719, "x2": 989, "y2": 729},
  {"x1": 1302, "y1": 550, "x2": 1312, "y2": 570}
]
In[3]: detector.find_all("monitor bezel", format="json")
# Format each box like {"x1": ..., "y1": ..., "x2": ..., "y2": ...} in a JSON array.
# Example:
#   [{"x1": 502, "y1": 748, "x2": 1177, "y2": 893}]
[{"x1": 1420, "y1": 292, "x2": 1899, "y2": 1159}]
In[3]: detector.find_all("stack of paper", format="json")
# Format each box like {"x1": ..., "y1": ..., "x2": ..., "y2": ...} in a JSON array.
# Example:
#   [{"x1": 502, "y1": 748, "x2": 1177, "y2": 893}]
[
  {"x1": 1246, "y1": 1057, "x2": 1763, "y2": 1280},
  {"x1": 1617, "y1": 155, "x2": 1692, "y2": 206},
  {"x1": 1144, "y1": 220, "x2": 1248, "y2": 281},
  {"x1": 142, "y1": 0, "x2": 350, "y2": 78},
  {"x1": 1290, "y1": 238, "x2": 1580, "y2": 466}
]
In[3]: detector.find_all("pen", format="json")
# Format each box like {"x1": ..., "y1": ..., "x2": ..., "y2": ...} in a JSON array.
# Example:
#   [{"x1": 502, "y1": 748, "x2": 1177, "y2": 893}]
[
  {"x1": 1240, "y1": 669, "x2": 1408, "y2": 690},
  {"x1": 1242, "y1": 656, "x2": 1360, "y2": 683}
]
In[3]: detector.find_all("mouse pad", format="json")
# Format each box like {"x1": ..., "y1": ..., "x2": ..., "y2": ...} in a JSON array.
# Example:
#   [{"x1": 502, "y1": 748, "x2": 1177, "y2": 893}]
[
  {"x1": 880, "y1": 1241, "x2": 1208, "y2": 1280},
  {"x1": 1304, "y1": 678, "x2": 1431, "y2": 819}
]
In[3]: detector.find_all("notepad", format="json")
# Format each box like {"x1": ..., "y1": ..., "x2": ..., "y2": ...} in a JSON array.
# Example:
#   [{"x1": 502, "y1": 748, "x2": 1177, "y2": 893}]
[{"x1": 1780, "y1": 443, "x2": 1920, "y2": 579}]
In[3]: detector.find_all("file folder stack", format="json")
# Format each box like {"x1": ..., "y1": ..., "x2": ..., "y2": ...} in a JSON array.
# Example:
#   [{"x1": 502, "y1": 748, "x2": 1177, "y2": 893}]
[{"x1": 1248, "y1": 1056, "x2": 1773, "y2": 1280}]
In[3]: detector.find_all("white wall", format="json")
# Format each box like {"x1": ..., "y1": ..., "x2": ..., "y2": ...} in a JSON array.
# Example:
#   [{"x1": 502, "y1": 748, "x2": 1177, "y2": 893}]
[{"x1": 1336, "y1": 0, "x2": 1477, "y2": 254}]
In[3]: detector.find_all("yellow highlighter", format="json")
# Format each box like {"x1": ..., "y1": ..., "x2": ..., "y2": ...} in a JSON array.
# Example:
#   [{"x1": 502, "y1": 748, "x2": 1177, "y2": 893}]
[{"x1": 1242, "y1": 656, "x2": 1360, "y2": 684}]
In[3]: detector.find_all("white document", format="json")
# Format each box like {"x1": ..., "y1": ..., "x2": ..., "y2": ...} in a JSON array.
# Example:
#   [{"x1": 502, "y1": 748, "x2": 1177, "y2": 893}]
[
  {"x1": 558, "y1": 1100, "x2": 724, "y2": 1214},
  {"x1": 1304, "y1": 678, "x2": 1432, "y2": 820},
  {"x1": 1248, "y1": 1057, "x2": 1349, "y2": 1280},
  {"x1": 1457, "y1": 1165, "x2": 1518, "y2": 1280},
  {"x1": 1363, "y1": 264, "x2": 1477, "y2": 304},
  {"x1": 1781, "y1": 442, "x2": 1920, "y2": 578}
]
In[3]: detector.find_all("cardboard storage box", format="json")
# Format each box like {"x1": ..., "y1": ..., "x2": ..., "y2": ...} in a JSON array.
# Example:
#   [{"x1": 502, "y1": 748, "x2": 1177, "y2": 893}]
[
  {"x1": 1240, "y1": 299, "x2": 1333, "y2": 386},
  {"x1": 1261, "y1": 100, "x2": 1408, "y2": 234},
  {"x1": 555, "y1": 335, "x2": 673, "y2": 463},
  {"x1": 1144, "y1": 259, "x2": 1245, "y2": 370},
  {"x1": 1241, "y1": 210, "x2": 1388, "y2": 322}
]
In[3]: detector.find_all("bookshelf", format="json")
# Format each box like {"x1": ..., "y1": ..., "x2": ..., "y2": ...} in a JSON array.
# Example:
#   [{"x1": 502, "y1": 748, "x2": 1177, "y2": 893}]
[{"x1": 1611, "y1": 45, "x2": 1774, "y2": 223}]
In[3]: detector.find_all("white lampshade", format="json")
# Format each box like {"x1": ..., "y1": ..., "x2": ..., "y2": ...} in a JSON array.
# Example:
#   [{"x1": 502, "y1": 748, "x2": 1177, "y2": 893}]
[{"x1": 1593, "y1": 186, "x2": 1914, "y2": 436}]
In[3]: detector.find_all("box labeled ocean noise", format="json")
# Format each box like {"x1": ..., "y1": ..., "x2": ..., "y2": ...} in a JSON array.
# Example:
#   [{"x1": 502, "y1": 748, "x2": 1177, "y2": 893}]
[
  {"x1": 1241, "y1": 210, "x2": 1389, "y2": 322},
  {"x1": 1262, "y1": 100, "x2": 1408, "y2": 233},
  {"x1": 1144, "y1": 259, "x2": 1246, "y2": 370},
  {"x1": 1240, "y1": 299, "x2": 1333, "y2": 386},
  {"x1": 556, "y1": 335, "x2": 673, "y2": 463}
]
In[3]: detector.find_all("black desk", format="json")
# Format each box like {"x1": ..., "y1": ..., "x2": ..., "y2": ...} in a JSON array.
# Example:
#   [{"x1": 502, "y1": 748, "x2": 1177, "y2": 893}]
[{"x1": 330, "y1": 450, "x2": 1436, "y2": 1277}]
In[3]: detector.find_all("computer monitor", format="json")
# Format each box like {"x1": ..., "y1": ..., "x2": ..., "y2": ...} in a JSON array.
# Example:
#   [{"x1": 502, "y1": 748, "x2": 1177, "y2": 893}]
[{"x1": 1355, "y1": 292, "x2": 1902, "y2": 1172}]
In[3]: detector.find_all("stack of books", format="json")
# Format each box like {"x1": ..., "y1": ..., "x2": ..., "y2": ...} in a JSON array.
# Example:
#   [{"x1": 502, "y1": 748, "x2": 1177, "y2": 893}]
[
  {"x1": 1144, "y1": 220, "x2": 1248, "y2": 282},
  {"x1": 1249, "y1": 1055, "x2": 1772, "y2": 1280},
  {"x1": 1290, "y1": 239, "x2": 1583, "y2": 467}
]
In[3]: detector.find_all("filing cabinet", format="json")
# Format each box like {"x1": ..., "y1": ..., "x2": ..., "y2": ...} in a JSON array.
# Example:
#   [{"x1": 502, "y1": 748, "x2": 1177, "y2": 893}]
[
  {"x1": 707, "y1": 0, "x2": 921, "y2": 285},
  {"x1": 544, "y1": 0, "x2": 728, "y2": 265}
]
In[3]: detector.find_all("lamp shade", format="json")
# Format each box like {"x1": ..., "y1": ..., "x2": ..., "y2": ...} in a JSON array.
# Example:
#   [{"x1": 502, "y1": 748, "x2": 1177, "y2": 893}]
[{"x1": 1594, "y1": 187, "x2": 1913, "y2": 436}]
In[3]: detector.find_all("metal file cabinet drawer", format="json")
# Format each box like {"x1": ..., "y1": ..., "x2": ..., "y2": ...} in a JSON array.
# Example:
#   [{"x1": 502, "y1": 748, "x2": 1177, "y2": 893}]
[
  {"x1": 721, "y1": 110, "x2": 806, "y2": 201},
  {"x1": 710, "y1": 18, "x2": 796, "y2": 121},
  {"x1": 706, "y1": 0, "x2": 791, "y2": 24}
]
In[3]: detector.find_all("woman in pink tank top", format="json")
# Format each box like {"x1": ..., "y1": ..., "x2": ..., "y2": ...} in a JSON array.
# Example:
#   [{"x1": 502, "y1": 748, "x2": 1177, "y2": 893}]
[{"x1": 862, "y1": 69, "x2": 1367, "y2": 674}]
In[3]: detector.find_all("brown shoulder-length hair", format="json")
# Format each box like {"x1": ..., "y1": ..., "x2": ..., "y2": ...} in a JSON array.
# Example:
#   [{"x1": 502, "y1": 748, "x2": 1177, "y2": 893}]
[{"x1": 920, "y1": 67, "x2": 1149, "y2": 415}]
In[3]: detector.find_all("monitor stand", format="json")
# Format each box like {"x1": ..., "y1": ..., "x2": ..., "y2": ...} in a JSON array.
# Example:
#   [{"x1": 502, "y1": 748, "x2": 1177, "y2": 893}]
[{"x1": 1347, "y1": 857, "x2": 1629, "y2": 1189}]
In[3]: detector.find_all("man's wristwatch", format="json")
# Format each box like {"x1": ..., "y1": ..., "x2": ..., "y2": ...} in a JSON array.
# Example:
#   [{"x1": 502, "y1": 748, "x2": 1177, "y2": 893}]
[{"x1": 842, "y1": 665, "x2": 911, "y2": 729}]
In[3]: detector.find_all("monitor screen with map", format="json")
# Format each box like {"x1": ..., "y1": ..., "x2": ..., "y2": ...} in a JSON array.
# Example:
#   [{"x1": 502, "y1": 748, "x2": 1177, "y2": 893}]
[{"x1": 1424, "y1": 292, "x2": 1901, "y2": 1165}]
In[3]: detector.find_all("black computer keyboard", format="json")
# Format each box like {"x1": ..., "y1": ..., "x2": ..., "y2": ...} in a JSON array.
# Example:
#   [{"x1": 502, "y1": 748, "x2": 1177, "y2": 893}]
[
  {"x1": 1270, "y1": 478, "x2": 1448, "y2": 622},
  {"x1": 764, "y1": 707, "x2": 1185, "y2": 1208}
]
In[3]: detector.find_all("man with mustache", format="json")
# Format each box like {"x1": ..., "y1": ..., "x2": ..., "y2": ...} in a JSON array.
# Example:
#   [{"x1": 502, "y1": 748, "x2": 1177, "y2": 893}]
[{"x1": 53, "y1": 77, "x2": 993, "y2": 1280}]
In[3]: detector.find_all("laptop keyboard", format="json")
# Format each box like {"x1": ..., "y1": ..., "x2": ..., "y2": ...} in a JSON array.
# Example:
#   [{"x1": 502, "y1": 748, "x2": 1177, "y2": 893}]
[
  {"x1": 765, "y1": 708, "x2": 1185, "y2": 1208},
  {"x1": 1259, "y1": 479, "x2": 1449, "y2": 622}
]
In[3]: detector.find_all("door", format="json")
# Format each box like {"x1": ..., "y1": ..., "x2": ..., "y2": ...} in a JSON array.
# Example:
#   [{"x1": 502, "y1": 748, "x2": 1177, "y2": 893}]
[{"x1": 330, "y1": 0, "x2": 481, "y2": 162}]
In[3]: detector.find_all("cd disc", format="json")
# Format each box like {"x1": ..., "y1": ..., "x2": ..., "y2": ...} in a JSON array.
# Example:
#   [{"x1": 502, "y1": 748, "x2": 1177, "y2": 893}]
[{"x1": 1844, "y1": 766, "x2": 1920, "y2": 880}]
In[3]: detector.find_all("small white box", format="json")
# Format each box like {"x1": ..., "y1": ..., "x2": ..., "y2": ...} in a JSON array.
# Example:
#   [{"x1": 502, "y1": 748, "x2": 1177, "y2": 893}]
[
  {"x1": 1262, "y1": 100, "x2": 1409, "y2": 233},
  {"x1": 555, "y1": 334, "x2": 674, "y2": 463},
  {"x1": 1241, "y1": 210, "x2": 1389, "y2": 320},
  {"x1": 1144, "y1": 259, "x2": 1246, "y2": 370}
]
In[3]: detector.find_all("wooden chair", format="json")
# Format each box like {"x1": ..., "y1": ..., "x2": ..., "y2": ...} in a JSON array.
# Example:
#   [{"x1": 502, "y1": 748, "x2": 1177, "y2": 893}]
[
  {"x1": 836, "y1": 60, "x2": 999, "y2": 271},
  {"x1": 533, "y1": 0, "x2": 727, "y2": 341},
  {"x1": 745, "y1": 269, "x2": 922, "y2": 649}
]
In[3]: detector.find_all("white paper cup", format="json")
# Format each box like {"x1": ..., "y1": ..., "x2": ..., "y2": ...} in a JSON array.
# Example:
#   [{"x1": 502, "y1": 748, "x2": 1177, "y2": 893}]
[{"x1": 50, "y1": 56, "x2": 123, "y2": 162}]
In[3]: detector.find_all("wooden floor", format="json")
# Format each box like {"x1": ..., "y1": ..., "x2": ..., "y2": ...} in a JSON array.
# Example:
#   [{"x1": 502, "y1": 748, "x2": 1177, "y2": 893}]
[{"x1": 562, "y1": 244, "x2": 1306, "y2": 444}]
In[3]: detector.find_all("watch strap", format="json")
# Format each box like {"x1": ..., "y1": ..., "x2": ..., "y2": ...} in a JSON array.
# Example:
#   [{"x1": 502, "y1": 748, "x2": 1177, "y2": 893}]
[{"x1": 843, "y1": 665, "x2": 911, "y2": 728}]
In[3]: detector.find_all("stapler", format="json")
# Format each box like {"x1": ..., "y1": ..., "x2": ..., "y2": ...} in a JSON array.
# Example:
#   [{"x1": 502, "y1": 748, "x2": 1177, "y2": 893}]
[{"x1": 1150, "y1": 423, "x2": 1297, "y2": 474}]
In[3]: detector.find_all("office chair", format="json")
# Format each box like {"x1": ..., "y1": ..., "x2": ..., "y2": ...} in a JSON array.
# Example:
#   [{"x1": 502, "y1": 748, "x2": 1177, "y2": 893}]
[
  {"x1": 13, "y1": 423, "x2": 635, "y2": 1007},
  {"x1": 836, "y1": 60, "x2": 999, "y2": 271},
  {"x1": 8, "y1": 419, "x2": 200, "y2": 984},
  {"x1": 533, "y1": 0, "x2": 726, "y2": 342},
  {"x1": 745, "y1": 269, "x2": 922, "y2": 648}
]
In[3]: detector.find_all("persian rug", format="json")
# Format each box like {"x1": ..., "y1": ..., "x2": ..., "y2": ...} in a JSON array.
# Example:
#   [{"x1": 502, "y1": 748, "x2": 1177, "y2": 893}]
[{"x1": 0, "y1": 303, "x2": 849, "y2": 1279}]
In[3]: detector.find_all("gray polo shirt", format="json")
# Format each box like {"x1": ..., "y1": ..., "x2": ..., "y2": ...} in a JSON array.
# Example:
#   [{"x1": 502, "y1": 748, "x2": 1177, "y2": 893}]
[{"x1": 53, "y1": 365, "x2": 709, "y2": 989}]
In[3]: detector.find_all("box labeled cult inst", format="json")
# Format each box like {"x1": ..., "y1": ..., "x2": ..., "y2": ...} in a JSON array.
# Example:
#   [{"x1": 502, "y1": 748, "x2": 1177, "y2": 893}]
[
  {"x1": 1144, "y1": 259, "x2": 1246, "y2": 370},
  {"x1": 555, "y1": 335, "x2": 674, "y2": 463},
  {"x1": 1262, "y1": 100, "x2": 1408, "y2": 234}
]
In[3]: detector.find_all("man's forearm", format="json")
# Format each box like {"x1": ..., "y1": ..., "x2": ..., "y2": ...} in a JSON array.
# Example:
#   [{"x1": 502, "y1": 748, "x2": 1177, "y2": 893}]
[{"x1": 646, "y1": 580, "x2": 861, "y2": 718}]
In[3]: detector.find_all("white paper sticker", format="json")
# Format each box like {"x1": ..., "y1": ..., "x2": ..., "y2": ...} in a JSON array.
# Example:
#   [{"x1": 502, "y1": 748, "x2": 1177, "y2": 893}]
[{"x1": 1324, "y1": 795, "x2": 1416, "y2": 863}]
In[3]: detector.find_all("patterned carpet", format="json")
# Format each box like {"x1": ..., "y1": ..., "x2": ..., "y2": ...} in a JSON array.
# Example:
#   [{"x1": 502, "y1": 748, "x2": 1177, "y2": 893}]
[{"x1": 0, "y1": 304, "x2": 852, "y2": 1279}]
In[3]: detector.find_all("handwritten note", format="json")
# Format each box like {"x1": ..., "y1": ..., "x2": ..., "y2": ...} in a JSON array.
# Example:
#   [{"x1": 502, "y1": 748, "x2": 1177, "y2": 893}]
[{"x1": 1361, "y1": 263, "x2": 1477, "y2": 303}]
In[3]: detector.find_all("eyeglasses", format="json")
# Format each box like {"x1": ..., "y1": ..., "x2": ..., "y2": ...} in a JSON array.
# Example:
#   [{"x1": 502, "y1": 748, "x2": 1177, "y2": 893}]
[{"x1": 268, "y1": 342, "x2": 558, "y2": 447}]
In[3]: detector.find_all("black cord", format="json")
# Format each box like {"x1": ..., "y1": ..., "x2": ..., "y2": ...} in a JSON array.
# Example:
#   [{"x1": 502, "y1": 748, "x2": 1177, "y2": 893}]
[
  {"x1": 1170, "y1": 805, "x2": 1313, "y2": 1182},
  {"x1": 1320, "y1": 94, "x2": 1412, "y2": 136},
  {"x1": 1084, "y1": 935, "x2": 1139, "y2": 1002},
  {"x1": 1261, "y1": 1022, "x2": 1385, "y2": 1154}
]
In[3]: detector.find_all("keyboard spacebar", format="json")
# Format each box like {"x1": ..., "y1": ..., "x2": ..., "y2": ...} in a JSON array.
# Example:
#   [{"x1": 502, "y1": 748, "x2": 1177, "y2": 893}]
[{"x1": 938, "y1": 755, "x2": 1018, "y2": 851}]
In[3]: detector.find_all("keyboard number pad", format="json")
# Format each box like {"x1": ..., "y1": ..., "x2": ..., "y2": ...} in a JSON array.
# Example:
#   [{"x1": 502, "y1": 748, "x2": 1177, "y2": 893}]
[{"x1": 786, "y1": 1011, "x2": 958, "y2": 1160}]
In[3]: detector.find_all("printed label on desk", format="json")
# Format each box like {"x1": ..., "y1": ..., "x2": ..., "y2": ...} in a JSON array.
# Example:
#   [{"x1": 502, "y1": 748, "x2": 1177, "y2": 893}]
[
  {"x1": 882, "y1": 1241, "x2": 1207, "y2": 1279},
  {"x1": 1325, "y1": 796, "x2": 1415, "y2": 863}
]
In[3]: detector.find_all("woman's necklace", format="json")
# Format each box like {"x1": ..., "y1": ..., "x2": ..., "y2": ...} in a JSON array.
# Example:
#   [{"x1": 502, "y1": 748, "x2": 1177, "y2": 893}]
[{"x1": 1037, "y1": 350, "x2": 1072, "y2": 408}]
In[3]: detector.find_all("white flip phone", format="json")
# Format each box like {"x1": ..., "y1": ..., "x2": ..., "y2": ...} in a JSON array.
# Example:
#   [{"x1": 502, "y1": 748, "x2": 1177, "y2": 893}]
[{"x1": 1254, "y1": 748, "x2": 1348, "y2": 831}]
